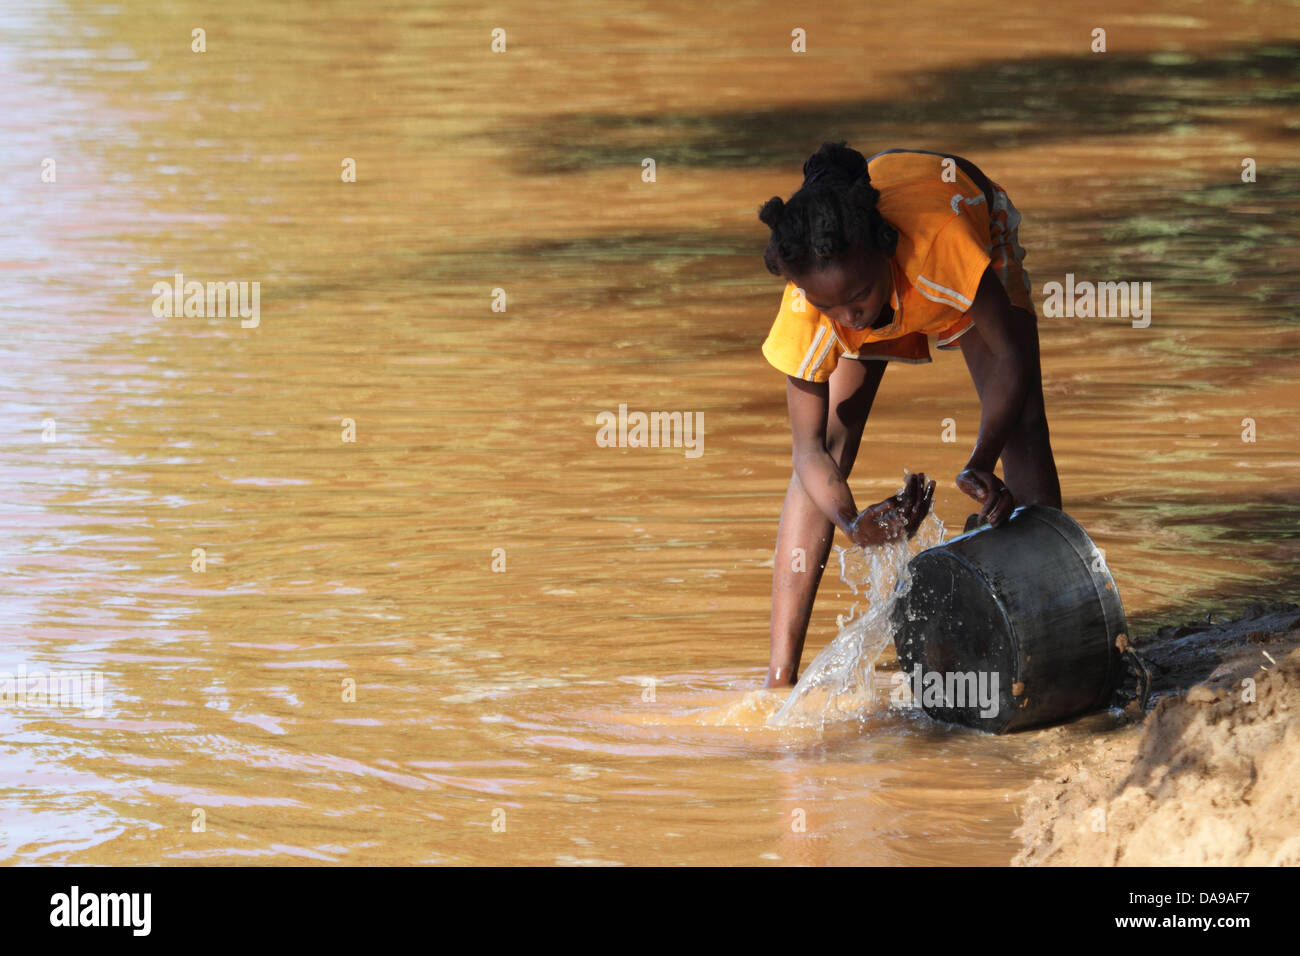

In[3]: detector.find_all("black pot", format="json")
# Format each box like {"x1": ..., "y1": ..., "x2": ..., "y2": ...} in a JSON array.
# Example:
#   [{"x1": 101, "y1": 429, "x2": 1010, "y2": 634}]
[{"x1": 890, "y1": 505, "x2": 1128, "y2": 733}]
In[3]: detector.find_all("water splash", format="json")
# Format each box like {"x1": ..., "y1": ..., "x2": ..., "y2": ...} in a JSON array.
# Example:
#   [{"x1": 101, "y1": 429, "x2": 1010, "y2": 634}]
[
  {"x1": 767, "y1": 508, "x2": 947, "y2": 729},
  {"x1": 693, "y1": 688, "x2": 788, "y2": 727}
]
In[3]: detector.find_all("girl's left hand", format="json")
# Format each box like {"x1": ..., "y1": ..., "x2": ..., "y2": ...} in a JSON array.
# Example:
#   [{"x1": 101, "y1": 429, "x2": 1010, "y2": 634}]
[{"x1": 956, "y1": 467, "x2": 1015, "y2": 526}]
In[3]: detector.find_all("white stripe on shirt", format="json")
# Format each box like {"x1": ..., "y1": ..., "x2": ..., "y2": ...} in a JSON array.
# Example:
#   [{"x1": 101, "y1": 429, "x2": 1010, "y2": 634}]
[
  {"x1": 796, "y1": 325, "x2": 828, "y2": 379},
  {"x1": 915, "y1": 275, "x2": 974, "y2": 310}
]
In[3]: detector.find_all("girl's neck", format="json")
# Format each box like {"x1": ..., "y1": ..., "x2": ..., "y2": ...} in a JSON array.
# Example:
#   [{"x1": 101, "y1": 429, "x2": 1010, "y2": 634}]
[{"x1": 869, "y1": 261, "x2": 897, "y2": 328}]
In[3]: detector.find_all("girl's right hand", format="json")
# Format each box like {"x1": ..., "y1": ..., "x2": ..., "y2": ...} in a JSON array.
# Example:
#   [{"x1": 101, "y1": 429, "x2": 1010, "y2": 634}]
[{"x1": 848, "y1": 472, "x2": 936, "y2": 548}]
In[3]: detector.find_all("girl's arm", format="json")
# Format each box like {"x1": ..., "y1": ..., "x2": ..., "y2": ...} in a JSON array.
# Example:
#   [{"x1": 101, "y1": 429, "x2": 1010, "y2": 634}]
[
  {"x1": 957, "y1": 268, "x2": 1037, "y2": 525},
  {"x1": 786, "y1": 376, "x2": 934, "y2": 547},
  {"x1": 785, "y1": 376, "x2": 860, "y2": 537}
]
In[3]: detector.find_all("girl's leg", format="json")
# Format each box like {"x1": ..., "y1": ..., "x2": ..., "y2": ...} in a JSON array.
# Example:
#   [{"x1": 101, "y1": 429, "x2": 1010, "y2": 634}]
[
  {"x1": 766, "y1": 358, "x2": 887, "y2": 687},
  {"x1": 960, "y1": 307, "x2": 1062, "y2": 508}
]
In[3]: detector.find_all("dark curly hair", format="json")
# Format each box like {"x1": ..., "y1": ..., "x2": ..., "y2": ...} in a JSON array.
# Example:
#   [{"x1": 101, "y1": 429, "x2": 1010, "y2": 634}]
[{"x1": 758, "y1": 141, "x2": 898, "y2": 277}]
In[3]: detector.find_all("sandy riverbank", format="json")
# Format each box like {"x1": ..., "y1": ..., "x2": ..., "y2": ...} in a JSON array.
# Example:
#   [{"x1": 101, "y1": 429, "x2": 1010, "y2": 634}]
[{"x1": 1013, "y1": 602, "x2": 1300, "y2": 866}]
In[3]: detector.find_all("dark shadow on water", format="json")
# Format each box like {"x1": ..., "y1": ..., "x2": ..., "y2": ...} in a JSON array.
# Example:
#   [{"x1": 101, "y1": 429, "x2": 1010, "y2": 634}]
[
  {"x1": 488, "y1": 42, "x2": 1300, "y2": 172},
  {"x1": 340, "y1": 165, "x2": 1299, "y2": 335}
]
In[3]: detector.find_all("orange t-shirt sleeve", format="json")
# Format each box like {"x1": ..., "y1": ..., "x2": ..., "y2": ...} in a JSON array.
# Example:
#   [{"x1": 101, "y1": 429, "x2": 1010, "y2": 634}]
[
  {"x1": 761, "y1": 281, "x2": 843, "y2": 383},
  {"x1": 912, "y1": 207, "x2": 994, "y2": 318}
]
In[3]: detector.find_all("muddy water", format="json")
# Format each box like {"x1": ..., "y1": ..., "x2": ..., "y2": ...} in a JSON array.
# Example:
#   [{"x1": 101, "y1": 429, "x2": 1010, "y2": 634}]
[{"x1": 1, "y1": 0, "x2": 1298, "y2": 864}]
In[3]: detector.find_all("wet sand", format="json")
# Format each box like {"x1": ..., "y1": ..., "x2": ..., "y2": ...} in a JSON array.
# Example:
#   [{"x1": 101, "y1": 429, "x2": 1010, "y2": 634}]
[{"x1": 1014, "y1": 603, "x2": 1300, "y2": 865}]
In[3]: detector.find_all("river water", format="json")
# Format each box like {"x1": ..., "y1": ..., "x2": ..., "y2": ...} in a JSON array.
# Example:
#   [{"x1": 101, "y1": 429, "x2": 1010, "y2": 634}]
[{"x1": 1, "y1": 0, "x2": 1297, "y2": 864}]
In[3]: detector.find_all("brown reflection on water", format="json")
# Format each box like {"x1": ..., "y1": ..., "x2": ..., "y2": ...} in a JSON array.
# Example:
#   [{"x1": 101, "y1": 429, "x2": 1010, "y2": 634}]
[{"x1": 0, "y1": 0, "x2": 1297, "y2": 864}]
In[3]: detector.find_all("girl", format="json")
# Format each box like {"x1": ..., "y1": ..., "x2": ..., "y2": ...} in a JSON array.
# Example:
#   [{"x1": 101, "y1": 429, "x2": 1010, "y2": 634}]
[{"x1": 757, "y1": 142, "x2": 1061, "y2": 689}]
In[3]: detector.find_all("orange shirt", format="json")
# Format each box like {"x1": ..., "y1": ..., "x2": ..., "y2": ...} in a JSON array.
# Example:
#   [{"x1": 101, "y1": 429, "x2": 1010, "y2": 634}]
[{"x1": 761, "y1": 152, "x2": 995, "y2": 381}]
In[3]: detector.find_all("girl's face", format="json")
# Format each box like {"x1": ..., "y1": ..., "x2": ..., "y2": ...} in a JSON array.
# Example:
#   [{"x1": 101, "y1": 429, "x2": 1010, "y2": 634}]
[{"x1": 789, "y1": 242, "x2": 893, "y2": 332}]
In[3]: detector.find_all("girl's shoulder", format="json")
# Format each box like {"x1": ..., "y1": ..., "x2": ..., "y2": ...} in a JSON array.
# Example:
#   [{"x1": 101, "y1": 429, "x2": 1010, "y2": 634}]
[
  {"x1": 867, "y1": 153, "x2": 995, "y2": 321},
  {"x1": 870, "y1": 153, "x2": 992, "y2": 279}
]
